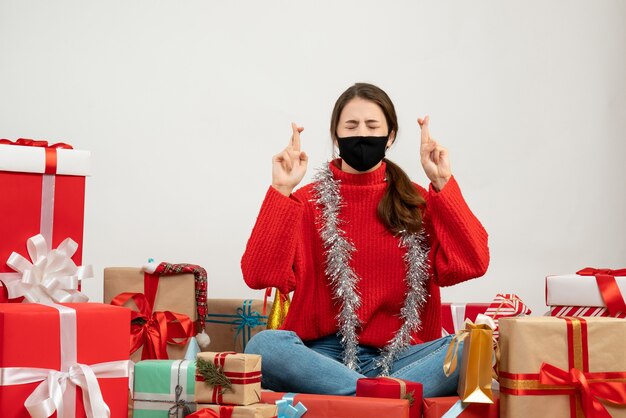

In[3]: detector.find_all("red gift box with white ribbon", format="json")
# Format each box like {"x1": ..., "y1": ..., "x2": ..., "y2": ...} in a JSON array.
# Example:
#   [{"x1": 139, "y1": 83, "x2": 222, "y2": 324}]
[
  {"x1": 0, "y1": 139, "x2": 91, "y2": 299},
  {"x1": 0, "y1": 303, "x2": 131, "y2": 417}
]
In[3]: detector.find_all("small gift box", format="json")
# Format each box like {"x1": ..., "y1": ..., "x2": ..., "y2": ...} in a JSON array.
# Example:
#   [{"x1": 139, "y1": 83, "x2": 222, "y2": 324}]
[
  {"x1": 105, "y1": 262, "x2": 208, "y2": 361},
  {"x1": 0, "y1": 303, "x2": 131, "y2": 417},
  {"x1": 260, "y1": 392, "x2": 409, "y2": 418},
  {"x1": 546, "y1": 268, "x2": 626, "y2": 316},
  {"x1": 0, "y1": 139, "x2": 90, "y2": 297},
  {"x1": 499, "y1": 316, "x2": 626, "y2": 417},
  {"x1": 195, "y1": 403, "x2": 277, "y2": 418},
  {"x1": 356, "y1": 377, "x2": 422, "y2": 418},
  {"x1": 204, "y1": 299, "x2": 268, "y2": 353},
  {"x1": 195, "y1": 352, "x2": 262, "y2": 406},
  {"x1": 422, "y1": 394, "x2": 499, "y2": 418},
  {"x1": 441, "y1": 303, "x2": 490, "y2": 337},
  {"x1": 444, "y1": 315, "x2": 496, "y2": 404},
  {"x1": 132, "y1": 360, "x2": 197, "y2": 418}
]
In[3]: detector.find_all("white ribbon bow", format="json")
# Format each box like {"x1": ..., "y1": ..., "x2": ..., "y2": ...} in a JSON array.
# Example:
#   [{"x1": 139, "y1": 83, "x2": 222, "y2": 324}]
[
  {"x1": 0, "y1": 360, "x2": 130, "y2": 418},
  {"x1": 4, "y1": 234, "x2": 92, "y2": 303}
]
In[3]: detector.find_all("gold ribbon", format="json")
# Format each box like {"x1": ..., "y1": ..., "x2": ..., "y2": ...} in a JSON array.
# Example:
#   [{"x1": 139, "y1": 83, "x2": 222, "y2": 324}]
[{"x1": 383, "y1": 377, "x2": 406, "y2": 398}]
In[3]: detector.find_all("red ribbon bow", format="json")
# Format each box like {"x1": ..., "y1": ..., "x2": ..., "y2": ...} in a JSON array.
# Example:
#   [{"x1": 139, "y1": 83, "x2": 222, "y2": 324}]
[
  {"x1": 576, "y1": 267, "x2": 626, "y2": 316},
  {"x1": 539, "y1": 362, "x2": 626, "y2": 418},
  {"x1": 111, "y1": 292, "x2": 193, "y2": 360}
]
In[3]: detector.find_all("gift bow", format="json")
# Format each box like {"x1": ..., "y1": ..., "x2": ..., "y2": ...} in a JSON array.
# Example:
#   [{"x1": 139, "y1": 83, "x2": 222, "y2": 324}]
[
  {"x1": 4, "y1": 234, "x2": 92, "y2": 304},
  {"x1": 233, "y1": 303, "x2": 266, "y2": 351},
  {"x1": 276, "y1": 393, "x2": 307, "y2": 418},
  {"x1": 576, "y1": 267, "x2": 626, "y2": 315},
  {"x1": 1, "y1": 361, "x2": 129, "y2": 418},
  {"x1": 168, "y1": 384, "x2": 194, "y2": 417},
  {"x1": 539, "y1": 362, "x2": 626, "y2": 418},
  {"x1": 111, "y1": 292, "x2": 193, "y2": 359},
  {"x1": 443, "y1": 315, "x2": 496, "y2": 377}
]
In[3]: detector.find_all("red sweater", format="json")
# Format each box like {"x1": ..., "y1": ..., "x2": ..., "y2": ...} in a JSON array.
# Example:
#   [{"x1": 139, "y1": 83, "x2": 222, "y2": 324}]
[{"x1": 241, "y1": 160, "x2": 489, "y2": 347}]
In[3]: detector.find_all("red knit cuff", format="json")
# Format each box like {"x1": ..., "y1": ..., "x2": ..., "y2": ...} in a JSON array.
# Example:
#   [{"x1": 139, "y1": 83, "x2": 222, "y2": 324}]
[{"x1": 428, "y1": 176, "x2": 455, "y2": 195}]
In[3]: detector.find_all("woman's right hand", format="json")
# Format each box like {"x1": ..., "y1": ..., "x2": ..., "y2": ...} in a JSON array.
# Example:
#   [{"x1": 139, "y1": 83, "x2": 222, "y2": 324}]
[{"x1": 272, "y1": 122, "x2": 308, "y2": 196}]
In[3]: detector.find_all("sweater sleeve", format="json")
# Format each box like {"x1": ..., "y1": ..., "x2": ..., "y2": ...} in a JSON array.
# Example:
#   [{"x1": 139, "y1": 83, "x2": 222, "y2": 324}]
[
  {"x1": 241, "y1": 185, "x2": 304, "y2": 294},
  {"x1": 422, "y1": 176, "x2": 490, "y2": 287}
]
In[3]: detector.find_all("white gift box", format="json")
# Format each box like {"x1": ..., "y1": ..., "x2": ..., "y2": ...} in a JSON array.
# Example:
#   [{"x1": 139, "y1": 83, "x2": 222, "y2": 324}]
[{"x1": 545, "y1": 273, "x2": 626, "y2": 308}]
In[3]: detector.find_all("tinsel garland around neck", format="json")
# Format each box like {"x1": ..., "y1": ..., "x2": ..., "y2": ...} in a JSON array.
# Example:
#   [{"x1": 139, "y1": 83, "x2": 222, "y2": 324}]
[{"x1": 312, "y1": 162, "x2": 430, "y2": 376}]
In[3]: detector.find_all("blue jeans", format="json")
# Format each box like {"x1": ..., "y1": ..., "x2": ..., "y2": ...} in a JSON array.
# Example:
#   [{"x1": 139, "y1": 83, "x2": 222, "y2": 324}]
[{"x1": 245, "y1": 330, "x2": 461, "y2": 397}]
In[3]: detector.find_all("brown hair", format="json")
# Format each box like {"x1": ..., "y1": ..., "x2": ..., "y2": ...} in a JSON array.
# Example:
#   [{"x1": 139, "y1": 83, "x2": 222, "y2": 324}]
[{"x1": 330, "y1": 83, "x2": 426, "y2": 235}]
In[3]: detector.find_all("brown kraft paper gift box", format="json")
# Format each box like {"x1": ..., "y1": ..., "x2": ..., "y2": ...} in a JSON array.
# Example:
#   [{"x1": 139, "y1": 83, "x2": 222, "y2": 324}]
[
  {"x1": 498, "y1": 316, "x2": 626, "y2": 417},
  {"x1": 104, "y1": 267, "x2": 197, "y2": 362},
  {"x1": 204, "y1": 299, "x2": 270, "y2": 353},
  {"x1": 195, "y1": 352, "x2": 262, "y2": 406}
]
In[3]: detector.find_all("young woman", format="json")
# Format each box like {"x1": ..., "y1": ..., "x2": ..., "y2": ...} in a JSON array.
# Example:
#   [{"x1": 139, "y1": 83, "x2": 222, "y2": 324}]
[{"x1": 241, "y1": 83, "x2": 489, "y2": 397}]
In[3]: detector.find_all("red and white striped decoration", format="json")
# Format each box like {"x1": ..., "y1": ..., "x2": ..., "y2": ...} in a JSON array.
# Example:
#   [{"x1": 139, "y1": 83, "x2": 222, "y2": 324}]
[
  {"x1": 484, "y1": 293, "x2": 532, "y2": 339},
  {"x1": 549, "y1": 305, "x2": 626, "y2": 319}
]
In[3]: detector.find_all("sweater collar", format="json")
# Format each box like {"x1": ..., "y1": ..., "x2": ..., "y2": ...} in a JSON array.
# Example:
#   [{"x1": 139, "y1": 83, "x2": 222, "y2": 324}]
[{"x1": 329, "y1": 158, "x2": 387, "y2": 186}]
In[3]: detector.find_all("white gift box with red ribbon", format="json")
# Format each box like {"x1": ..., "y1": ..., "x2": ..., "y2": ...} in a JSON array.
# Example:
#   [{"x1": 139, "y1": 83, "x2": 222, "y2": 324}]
[{"x1": 546, "y1": 268, "x2": 626, "y2": 316}]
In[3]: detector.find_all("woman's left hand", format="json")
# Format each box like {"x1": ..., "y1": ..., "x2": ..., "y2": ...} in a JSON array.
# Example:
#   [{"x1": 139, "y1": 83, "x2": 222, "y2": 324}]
[{"x1": 418, "y1": 115, "x2": 451, "y2": 192}]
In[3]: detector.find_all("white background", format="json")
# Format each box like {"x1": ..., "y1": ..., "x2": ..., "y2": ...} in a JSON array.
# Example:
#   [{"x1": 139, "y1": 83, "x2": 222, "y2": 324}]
[{"x1": 1, "y1": 1, "x2": 625, "y2": 315}]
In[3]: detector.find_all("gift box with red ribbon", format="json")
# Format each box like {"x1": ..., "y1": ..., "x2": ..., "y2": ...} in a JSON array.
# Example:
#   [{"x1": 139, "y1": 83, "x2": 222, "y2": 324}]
[
  {"x1": 546, "y1": 268, "x2": 626, "y2": 317},
  {"x1": 498, "y1": 316, "x2": 626, "y2": 417},
  {"x1": 356, "y1": 377, "x2": 422, "y2": 418},
  {"x1": 441, "y1": 303, "x2": 490, "y2": 336},
  {"x1": 260, "y1": 391, "x2": 409, "y2": 418},
  {"x1": 195, "y1": 352, "x2": 262, "y2": 406},
  {"x1": 0, "y1": 303, "x2": 131, "y2": 417},
  {"x1": 0, "y1": 139, "x2": 91, "y2": 301},
  {"x1": 422, "y1": 394, "x2": 499, "y2": 418},
  {"x1": 105, "y1": 262, "x2": 208, "y2": 361}
]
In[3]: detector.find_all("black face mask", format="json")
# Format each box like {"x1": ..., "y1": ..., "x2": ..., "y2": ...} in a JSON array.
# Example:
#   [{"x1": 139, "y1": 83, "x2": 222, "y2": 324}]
[{"x1": 337, "y1": 135, "x2": 388, "y2": 172}]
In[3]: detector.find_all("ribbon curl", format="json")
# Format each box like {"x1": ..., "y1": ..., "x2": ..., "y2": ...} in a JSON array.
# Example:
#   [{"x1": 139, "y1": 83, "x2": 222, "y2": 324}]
[
  {"x1": 111, "y1": 292, "x2": 193, "y2": 360},
  {"x1": 539, "y1": 362, "x2": 626, "y2": 418},
  {"x1": 4, "y1": 234, "x2": 92, "y2": 304}
]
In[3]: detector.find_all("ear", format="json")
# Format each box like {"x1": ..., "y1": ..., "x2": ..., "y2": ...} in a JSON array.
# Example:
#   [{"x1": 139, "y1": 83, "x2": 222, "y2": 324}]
[{"x1": 386, "y1": 131, "x2": 396, "y2": 149}]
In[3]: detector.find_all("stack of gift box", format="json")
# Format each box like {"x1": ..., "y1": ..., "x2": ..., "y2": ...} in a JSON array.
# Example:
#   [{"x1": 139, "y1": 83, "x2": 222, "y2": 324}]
[
  {"x1": 2, "y1": 138, "x2": 626, "y2": 417},
  {"x1": 0, "y1": 139, "x2": 133, "y2": 416}
]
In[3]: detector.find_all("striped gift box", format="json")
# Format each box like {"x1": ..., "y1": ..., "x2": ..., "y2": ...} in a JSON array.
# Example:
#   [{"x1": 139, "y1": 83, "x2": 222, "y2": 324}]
[
  {"x1": 484, "y1": 294, "x2": 532, "y2": 339},
  {"x1": 549, "y1": 305, "x2": 626, "y2": 318}
]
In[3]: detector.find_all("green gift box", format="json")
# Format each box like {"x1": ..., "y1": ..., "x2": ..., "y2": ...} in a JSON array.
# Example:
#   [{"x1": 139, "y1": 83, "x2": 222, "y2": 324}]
[{"x1": 133, "y1": 360, "x2": 197, "y2": 418}]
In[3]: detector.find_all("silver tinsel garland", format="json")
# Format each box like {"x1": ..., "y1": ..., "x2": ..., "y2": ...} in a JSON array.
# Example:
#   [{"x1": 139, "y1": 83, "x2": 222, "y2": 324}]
[
  {"x1": 312, "y1": 165, "x2": 362, "y2": 370},
  {"x1": 312, "y1": 163, "x2": 430, "y2": 375}
]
